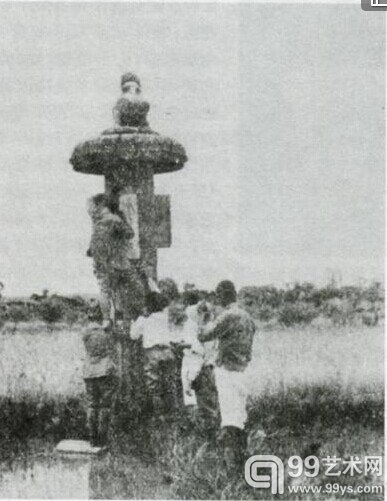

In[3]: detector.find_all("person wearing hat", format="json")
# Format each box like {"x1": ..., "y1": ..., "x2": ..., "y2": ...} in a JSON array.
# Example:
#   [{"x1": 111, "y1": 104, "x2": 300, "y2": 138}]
[
  {"x1": 198, "y1": 280, "x2": 256, "y2": 472},
  {"x1": 82, "y1": 323, "x2": 117, "y2": 449}
]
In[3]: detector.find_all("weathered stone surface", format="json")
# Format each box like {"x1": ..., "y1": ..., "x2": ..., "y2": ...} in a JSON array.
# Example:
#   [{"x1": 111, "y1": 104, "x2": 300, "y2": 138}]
[
  {"x1": 71, "y1": 74, "x2": 187, "y2": 415},
  {"x1": 154, "y1": 195, "x2": 171, "y2": 248},
  {"x1": 102, "y1": 125, "x2": 154, "y2": 135},
  {"x1": 113, "y1": 97, "x2": 150, "y2": 127},
  {"x1": 70, "y1": 133, "x2": 187, "y2": 176},
  {"x1": 104, "y1": 165, "x2": 160, "y2": 281}
]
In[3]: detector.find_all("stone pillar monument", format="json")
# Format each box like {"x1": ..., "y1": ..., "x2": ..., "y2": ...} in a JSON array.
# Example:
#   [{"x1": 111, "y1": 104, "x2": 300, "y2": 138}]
[
  {"x1": 70, "y1": 72, "x2": 187, "y2": 315},
  {"x1": 69, "y1": 73, "x2": 187, "y2": 420}
]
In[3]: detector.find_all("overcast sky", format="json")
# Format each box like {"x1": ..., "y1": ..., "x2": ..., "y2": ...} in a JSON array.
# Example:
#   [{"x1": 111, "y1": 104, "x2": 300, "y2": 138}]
[{"x1": 0, "y1": 3, "x2": 384, "y2": 296}]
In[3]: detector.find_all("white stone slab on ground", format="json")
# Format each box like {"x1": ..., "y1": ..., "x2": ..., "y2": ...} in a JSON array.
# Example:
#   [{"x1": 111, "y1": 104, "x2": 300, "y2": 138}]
[{"x1": 55, "y1": 439, "x2": 104, "y2": 455}]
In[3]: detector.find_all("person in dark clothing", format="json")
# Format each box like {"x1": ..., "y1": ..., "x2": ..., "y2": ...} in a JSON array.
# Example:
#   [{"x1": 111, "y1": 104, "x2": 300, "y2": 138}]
[
  {"x1": 198, "y1": 280, "x2": 256, "y2": 472},
  {"x1": 82, "y1": 323, "x2": 117, "y2": 448}
]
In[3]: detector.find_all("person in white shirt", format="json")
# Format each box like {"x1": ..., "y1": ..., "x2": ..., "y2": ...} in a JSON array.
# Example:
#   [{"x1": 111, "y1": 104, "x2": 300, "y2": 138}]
[
  {"x1": 132, "y1": 292, "x2": 191, "y2": 416},
  {"x1": 131, "y1": 292, "x2": 171, "y2": 414},
  {"x1": 189, "y1": 298, "x2": 220, "y2": 439},
  {"x1": 164, "y1": 301, "x2": 200, "y2": 408},
  {"x1": 181, "y1": 299, "x2": 217, "y2": 408}
]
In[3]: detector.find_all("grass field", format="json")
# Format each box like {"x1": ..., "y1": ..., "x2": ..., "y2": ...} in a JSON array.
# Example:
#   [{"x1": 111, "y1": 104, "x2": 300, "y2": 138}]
[
  {"x1": 0, "y1": 325, "x2": 84, "y2": 399},
  {"x1": 0, "y1": 322, "x2": 383, "y2": 399},
  {"x1": 0, "y1": 322, "x2": 384, "y2": 499}
]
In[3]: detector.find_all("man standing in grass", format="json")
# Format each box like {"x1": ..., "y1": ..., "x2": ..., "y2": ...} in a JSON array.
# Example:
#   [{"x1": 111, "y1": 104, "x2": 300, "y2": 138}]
[
  {"x1": 131, "y1": 292, "x2": 176, "y2": 416},
  {"x1": 188, "y1": 297, "x2": 220, "y2": 438},
  {"x1": 82, "y1": 323, "x2": 117, "y2": 449},
  {"x1": 198, "y1": 280, "x2": 255, "y2": 472},
  {"x1": 132, "y1": 292, "x2": 198, "y2": 418}
]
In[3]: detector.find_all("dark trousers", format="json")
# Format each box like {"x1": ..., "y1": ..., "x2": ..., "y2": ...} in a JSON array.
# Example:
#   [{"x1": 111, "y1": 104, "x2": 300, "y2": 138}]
[
  {"x1": 144, "y1": 346, "x2": 179, "y2": 415},
  {"x1": 84, "y1": 375, "x2": 116, "y2": 446},
  {"x1": 218, "y1": 425, "x2": 247, "y2": 473},
  {"x1": 192, "y1": 365, "x2": 220, "y2": 439}
]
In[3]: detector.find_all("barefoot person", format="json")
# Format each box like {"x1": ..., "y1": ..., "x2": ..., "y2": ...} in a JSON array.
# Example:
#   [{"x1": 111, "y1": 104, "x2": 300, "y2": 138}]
[{"x1": 198, "y1": 280, "x2": 255, "y2": 472}]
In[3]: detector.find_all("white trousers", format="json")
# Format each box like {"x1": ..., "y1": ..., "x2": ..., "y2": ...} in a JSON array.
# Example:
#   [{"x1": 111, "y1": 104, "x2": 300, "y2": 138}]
[
  {"x1": 214, "y1": 367, "x2": 248, "y2": 430},
  {"x1": 181, "y1": 350, "x2": 203, "y2": 406}
]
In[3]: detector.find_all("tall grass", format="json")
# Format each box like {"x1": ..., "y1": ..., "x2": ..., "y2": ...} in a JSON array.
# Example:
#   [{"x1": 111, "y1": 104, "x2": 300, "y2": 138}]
[
  {"x1": 247, "y1": 324, "x2": 383, "y2": 396},
  {"x1": 0, "y1": 323, "x2": 383, "y2": 499},
  {"x1": 0, "y1": 323, "x2": 383, "y2": 400},
  {"x1": 0, "y1": 326, "x2": 84, "y2": 399}
]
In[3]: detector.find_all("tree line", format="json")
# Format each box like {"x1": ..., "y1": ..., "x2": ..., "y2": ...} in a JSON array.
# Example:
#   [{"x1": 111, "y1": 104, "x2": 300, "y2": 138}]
[{"x1": 0, "y1": 280, "x2": 383, "y2": 331}]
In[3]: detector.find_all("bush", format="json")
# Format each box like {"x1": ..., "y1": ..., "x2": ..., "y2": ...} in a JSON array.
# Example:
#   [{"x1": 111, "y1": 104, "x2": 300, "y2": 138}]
[
  {"x1": 0, "y1": 395, "x2": 86, "y2": 443},
  {"x1": 278, "y1": 302, "x2": 319, "y2": 327},
  {"x1": 323, "y1": 297, "x2": 357, "y2": 326},
  {"x1": 171, "y1": 384, "x2": 383, "y2": 500},
  {"x1": 6, "y1": 304, "x2": 29, "y2": 333},
  {"x1": 0, "y1": 305, "x2": 6, "y2": 331},
  {"x1": 283, "y1": 282, "x2": 318, "y2": 304},
  {"x1": 238, "y1": 286, "x2": 282, "y2": 321},
  {"x1": 85, "y1": 299, "x2": 103, "y2": 323},
  {"x1": 363, "y1": 281, "x2": 384, "y2": 303},
  {"x1": 310, "y1": 285, "x2": 341, "y2": 306},
  {"x1": 38, "y1": 299, "x2": 64, "y2": 328},
  {"x1": 63, "y1": 308, "x2": 79, "y2": 327},
  {"x1": 158, "y1": 277, "x2": 179, "y2": 302},
  {"x1": 239, "y1": 285, "x2": 282, "y2": 308},
  {"x1": 256, "y1": 305, "x2": 275, "y2": 322}
]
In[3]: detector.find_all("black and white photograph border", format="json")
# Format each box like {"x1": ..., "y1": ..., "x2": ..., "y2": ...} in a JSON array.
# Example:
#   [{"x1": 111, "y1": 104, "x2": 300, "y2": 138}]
[{"x1": 0, "y1": 0, "x2": 384, "y2": 499}]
